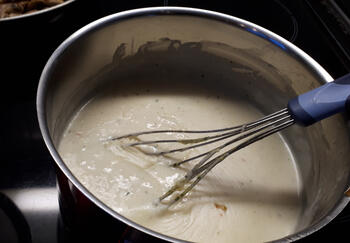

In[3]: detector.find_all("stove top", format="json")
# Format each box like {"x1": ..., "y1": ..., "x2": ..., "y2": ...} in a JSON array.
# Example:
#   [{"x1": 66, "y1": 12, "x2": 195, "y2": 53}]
[{"x1": 1, "y1": 1, "x2": 349, "y2": 242}]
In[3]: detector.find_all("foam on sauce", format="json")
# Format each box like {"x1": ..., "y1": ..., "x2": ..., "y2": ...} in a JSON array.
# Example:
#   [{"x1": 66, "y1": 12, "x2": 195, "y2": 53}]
[{"x1": 59, "y1": 80, "x2": 301, "y2": 243}]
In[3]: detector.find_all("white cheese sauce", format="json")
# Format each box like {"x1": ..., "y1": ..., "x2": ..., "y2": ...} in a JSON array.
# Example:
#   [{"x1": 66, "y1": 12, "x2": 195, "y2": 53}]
[{"x1": 59, "y1": 80, "x2": 301, "y2": 243}]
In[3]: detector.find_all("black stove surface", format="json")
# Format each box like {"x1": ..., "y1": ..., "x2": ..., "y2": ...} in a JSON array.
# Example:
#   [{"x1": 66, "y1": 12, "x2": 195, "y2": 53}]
[{"x1": 1, "y1": 1, "x2": 350, "y2": 242}]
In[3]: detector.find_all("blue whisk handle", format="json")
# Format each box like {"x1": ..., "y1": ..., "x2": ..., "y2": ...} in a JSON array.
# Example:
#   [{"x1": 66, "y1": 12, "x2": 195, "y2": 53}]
[{"x1": 287, "y1": 73, "x2": 350, "y2": 126}]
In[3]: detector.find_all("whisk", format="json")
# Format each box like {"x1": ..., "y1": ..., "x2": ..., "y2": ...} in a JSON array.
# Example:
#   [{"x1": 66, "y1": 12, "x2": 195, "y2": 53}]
[{"x1": 112, "y1": 73, "x2": 350, "y2": 204}]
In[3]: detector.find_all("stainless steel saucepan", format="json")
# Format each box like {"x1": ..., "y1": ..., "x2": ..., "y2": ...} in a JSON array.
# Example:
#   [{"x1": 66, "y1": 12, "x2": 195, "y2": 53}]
[{"x1": 37, "y1": 7, "x2": 350, "y2": 242}]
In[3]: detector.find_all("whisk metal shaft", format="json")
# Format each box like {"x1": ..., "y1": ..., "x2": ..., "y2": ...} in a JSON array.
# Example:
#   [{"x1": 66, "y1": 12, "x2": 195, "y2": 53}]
[{"x1": 111, "y1": 108, "x2": 294, "y2": 205}]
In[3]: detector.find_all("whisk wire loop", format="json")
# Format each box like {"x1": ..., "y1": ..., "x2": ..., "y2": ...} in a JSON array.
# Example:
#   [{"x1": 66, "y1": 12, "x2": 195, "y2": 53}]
[{"x1": 112, "y1": 108, "x2": 294, "y2": 205}]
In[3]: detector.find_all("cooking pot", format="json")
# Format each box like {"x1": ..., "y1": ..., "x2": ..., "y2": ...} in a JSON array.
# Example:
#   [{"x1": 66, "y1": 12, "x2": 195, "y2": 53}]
[
  {"x1": 0, "y1": 0, "x2": 76, "y2": 23},
  {"x1": 37, "y1": 7, "x2": 350, "y2": 242},
  {"x1": 0, "y1": 0, "x2": 80, "y2": 100}
]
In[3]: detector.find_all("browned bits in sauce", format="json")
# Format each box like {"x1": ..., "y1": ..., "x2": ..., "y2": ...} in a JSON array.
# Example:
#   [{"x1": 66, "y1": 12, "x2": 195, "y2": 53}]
[
  {"x1": 345, "y1": 188, "x2": 350, "y2": 197},
  {"x1": 214, "y1": 203, "x2": 227, "y2": 212}
]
